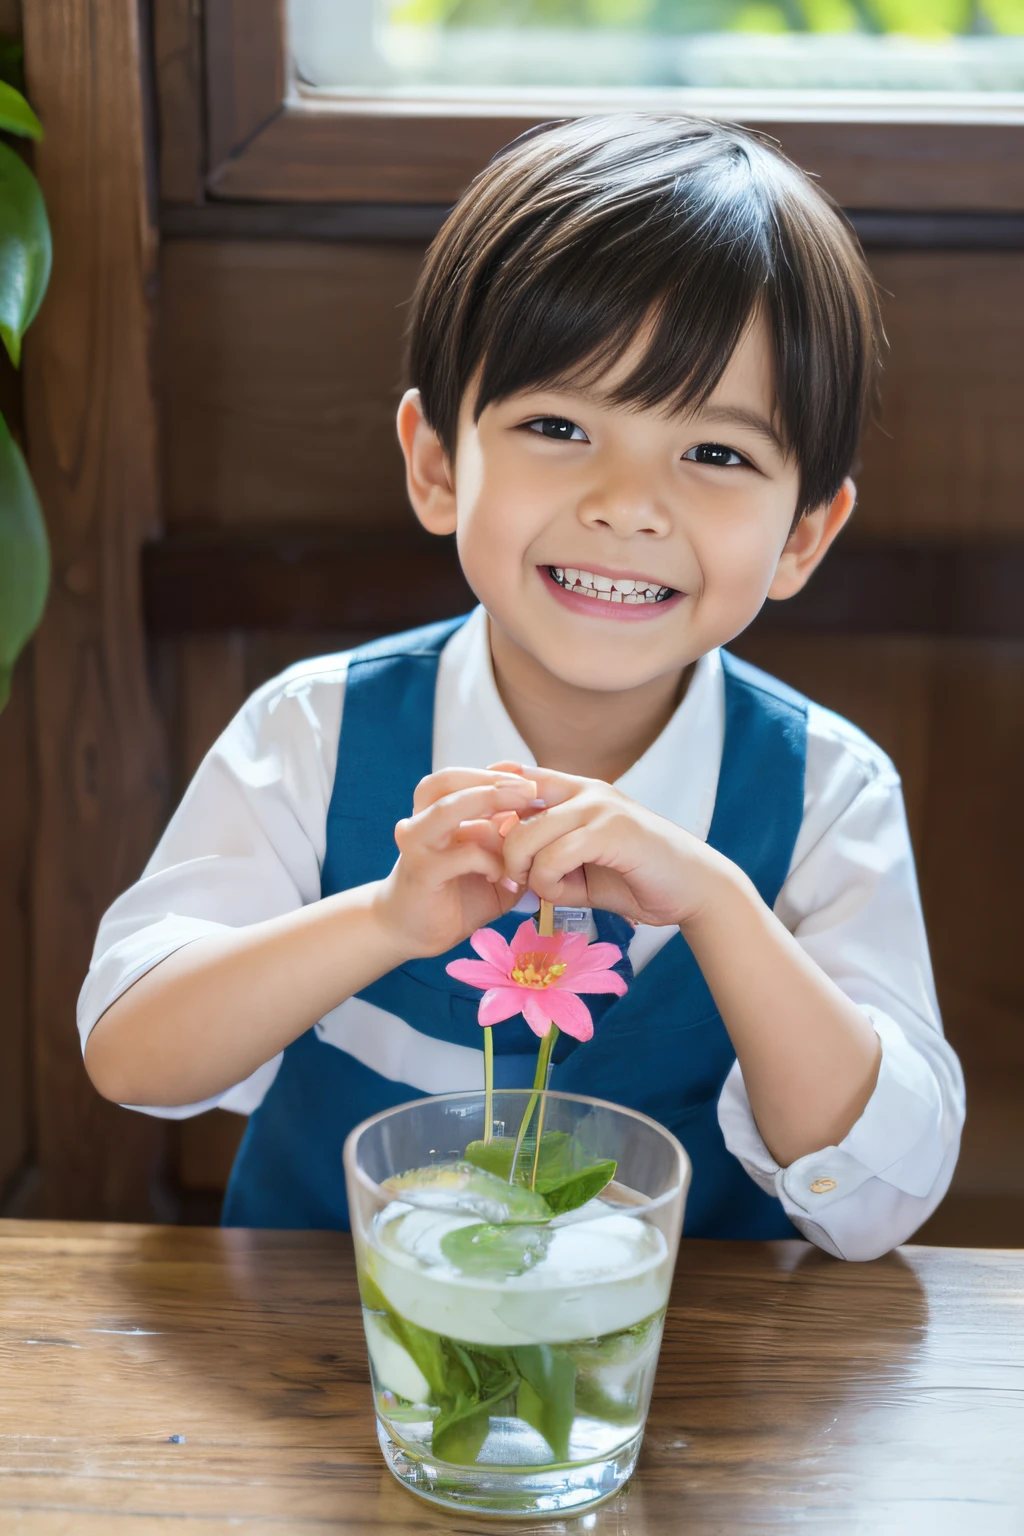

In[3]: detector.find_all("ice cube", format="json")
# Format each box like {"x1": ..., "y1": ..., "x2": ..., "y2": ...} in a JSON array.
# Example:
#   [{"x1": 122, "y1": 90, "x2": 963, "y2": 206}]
[
  {"x1": 362, "y1": 1311, "x2": 433, "y2": 1404},
  {"x1": 381, "y1": 1161, "x2": 551, "y2": 1225}
]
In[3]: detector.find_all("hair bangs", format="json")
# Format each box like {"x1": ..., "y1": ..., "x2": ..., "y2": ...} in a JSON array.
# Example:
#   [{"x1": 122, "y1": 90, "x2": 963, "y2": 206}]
[{"x1": 408, "y1": 115, "x2": 883, "y2": 518}]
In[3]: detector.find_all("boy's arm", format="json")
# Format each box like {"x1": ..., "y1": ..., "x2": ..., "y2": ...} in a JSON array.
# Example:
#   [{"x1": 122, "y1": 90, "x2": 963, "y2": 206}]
[
  {"x1": 79, "y1": 657, "x2": 349, "y2": 1113},
  {"x1": 679, "y1": 865, "x2": 882, "y2": 1165},
  {"x1": 86, "y1": 766, "x2": 537, "y2": 1109},
  {"x1": 84, "y1": 887, "x2": 406, "y2": 1108},
  {"x1": 81, "y1": 644, "x2": 537, "y2": 1110},
  {"x1": 715, "y1": 737, "x2": 963, "y2": 1259},
  {"x1": 497, "y1": 750, "x2": 962, "y2": 1207}
]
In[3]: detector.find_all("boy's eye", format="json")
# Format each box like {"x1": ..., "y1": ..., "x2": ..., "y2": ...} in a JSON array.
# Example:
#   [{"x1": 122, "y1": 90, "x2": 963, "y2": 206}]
[
  {"x1": 527, "y1": 416, "x2": 589, "y2": 442},
  {"x1": 683, "y1": 443, "x2": 746, "y2": 468}
]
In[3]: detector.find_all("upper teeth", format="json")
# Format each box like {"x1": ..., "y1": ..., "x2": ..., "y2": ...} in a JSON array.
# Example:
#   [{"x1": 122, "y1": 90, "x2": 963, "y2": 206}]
[{"x1": 549, "y1": 567, "x2": 673, "y2": 603}]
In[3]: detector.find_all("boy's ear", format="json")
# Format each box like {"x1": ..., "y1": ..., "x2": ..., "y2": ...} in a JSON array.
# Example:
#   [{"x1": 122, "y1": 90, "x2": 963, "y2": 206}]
[
  {"x1": 396, "y1": 388, "x2": 458, "y2": 535},
  {"x1": 767, "y1": 478, "x2": 856, "y2": 602}
]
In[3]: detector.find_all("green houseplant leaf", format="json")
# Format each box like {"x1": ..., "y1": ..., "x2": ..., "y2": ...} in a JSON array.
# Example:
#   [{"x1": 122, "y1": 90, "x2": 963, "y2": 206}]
[
  {"x1": 0, "y1": 81, "x2": 42, "y2": 140},
  {"x1": 0, "y1": 409, "x2": 49, "y2": 711},
  {"x1": 0, "y1": 138, "x2": 51, "y2": 366}
]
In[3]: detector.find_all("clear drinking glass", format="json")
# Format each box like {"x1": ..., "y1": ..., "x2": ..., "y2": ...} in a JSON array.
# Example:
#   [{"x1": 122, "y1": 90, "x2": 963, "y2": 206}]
[{"x1": 344, "y1": 1089, "x2": 690, "y2": 1517}]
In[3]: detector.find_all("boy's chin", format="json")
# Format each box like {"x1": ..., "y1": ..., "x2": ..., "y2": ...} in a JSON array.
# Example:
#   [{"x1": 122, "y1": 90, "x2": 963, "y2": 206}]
[{"x1": 521, "y1": 642, "x2": 682, "y2": 696}]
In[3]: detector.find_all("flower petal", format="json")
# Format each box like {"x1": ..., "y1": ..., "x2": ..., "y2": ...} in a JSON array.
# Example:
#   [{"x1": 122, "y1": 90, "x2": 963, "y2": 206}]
[
  {"x1": 544, "y1": 989, "x2": 595, "y2": 1042},
  {"x1": 521, "y1": 994, "x2": 555, "y2": 1038},
  {"x1": 469, "y1": 926, "x2": 514, "y2": 972},
  {"x1": 446, "y1": 958, "x2": 508, "y2": 989},
  {"x1": 562, "y1": 941, "x2": 622, "y2": 977},
  {"x1": 478, "y1": 988, "x2": 528, "y2": 1026},
  {"x1": 556, "y1": 931, "x2": 590, "y2": 963},
  {"x1": 510, "y1": 918, "x2": 542, "y2": 955},
  {"x1": 557, "y1": 969, "x2": 628, "y2": 996}
]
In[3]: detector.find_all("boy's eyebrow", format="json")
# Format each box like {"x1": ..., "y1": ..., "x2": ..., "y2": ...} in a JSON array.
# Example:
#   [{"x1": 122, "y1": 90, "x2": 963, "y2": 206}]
[{"x1": 696, "y1": 404, "x2": 786, "y2": 453}]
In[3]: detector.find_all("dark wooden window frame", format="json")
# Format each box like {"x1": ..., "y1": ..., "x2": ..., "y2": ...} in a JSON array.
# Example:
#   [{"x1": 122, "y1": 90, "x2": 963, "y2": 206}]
[
  {"x1": 193, "y1": 0, "x2": 1024, "y2": 209},
  {"x1": 149, "y1": 0, "x2": 1024, "y2": 648}
]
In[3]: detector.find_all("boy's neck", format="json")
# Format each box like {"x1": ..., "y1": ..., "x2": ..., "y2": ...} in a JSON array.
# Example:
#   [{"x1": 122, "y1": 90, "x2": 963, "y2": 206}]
[{"x1": 487, "y1": 616, "x2": 692, "y2": 784}]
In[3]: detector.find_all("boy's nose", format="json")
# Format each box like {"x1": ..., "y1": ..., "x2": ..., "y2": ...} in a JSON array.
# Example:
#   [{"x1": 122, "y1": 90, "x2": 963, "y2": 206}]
[{"x1": 576, "y1": 480, "x2": 672, "y2": 538}]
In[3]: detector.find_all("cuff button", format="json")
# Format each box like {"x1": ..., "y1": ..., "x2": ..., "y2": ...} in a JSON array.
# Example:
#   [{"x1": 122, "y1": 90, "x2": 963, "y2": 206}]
[{"x1": 809, "y1": 1177, "x2": 837, "y2": 1194}]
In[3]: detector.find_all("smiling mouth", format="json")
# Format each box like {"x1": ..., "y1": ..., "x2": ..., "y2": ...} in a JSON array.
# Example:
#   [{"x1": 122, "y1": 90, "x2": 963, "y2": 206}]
[{"x1": 547, "y1": 566, "x2": 677, "y2": 604}]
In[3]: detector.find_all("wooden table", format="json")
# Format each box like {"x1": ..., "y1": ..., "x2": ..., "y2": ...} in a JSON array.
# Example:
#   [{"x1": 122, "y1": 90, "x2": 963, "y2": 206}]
[{"x1": 0, "y1": 1222, "x2": 1021, "y2": 1535}]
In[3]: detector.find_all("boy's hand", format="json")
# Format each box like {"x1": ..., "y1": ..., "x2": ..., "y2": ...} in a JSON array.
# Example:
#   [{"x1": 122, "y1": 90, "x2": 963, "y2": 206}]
[
  {"x1": 374, "y1": 769, "x2": 539, "y2": 958},
  {"x1": 490, "y1": 761, "x2": 731, "y2": 931}
]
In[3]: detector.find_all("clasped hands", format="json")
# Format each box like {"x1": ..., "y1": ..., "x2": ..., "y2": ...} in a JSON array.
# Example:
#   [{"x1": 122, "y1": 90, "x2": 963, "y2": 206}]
[{"x1": 375, "y1": 761, "x2": 733, "y2": 961}]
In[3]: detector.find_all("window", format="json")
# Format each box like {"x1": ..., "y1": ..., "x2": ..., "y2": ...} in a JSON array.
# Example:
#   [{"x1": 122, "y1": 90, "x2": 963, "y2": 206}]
[{"x1": 290, "y1": 0, "x2": 1024, "y2": 97}]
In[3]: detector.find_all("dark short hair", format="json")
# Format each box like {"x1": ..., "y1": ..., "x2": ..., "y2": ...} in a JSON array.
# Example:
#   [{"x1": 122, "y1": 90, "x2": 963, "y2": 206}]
[{"x1": 407, "y1": 115, "x2": 884, "y2": 517}]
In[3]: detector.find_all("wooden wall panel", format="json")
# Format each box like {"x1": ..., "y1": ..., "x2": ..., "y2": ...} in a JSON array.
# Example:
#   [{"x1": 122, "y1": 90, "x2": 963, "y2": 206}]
[
  {"x1": 0, "y1": 657, "x2": 33, "y2": 1207},
  {"x1": 152, "y1": 0, "x2": 204, "y2": 204},
  {"x1": 732, "y1": 634, "x2": 936, "y2": 853},
  {"x1": 856, "y1": 254, "x2": 1024, "y2": 542},
  {"x1": 735, "y1": 631, "x2": 1024, "y2": 1238},
  {"x1": 159, "y1": 244, "x2": 1024, "y2": 541},
  {"x1": 735, "y1": 632, "x2": 1024, "y2": 1072},
  {"x1": 22, "y1": 0, "x2": 169, "y2": 1220},
  {"x1": 160, "y1": 242, "x2": 423, "y2": 529},
  {"x1": 915, "y1": 642, "x2": 1024, "y2": 1072}
]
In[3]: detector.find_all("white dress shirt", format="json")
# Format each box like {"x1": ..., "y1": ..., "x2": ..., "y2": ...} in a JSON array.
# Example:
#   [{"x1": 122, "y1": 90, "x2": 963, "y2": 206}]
[{"x1": 78, "y1": 607, "x2": 964, "y2": 1260}]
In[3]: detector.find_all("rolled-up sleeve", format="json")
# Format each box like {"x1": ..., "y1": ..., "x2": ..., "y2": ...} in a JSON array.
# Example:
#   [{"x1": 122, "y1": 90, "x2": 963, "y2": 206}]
[
  {"x1": 718, "y1": 706, "x2": 965, "y2": 1260},
  {"x1": 77, "y1": 655, "x2": 348, "y2": 1119}
]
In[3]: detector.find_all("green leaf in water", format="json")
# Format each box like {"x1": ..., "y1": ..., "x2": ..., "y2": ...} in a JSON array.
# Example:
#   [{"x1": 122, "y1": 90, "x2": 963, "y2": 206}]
[
  {"x1": 432, "y1": 1393, "x2": 492, "y2": 1465},
  {"x1": 361, "y1": 1266, "x2": 526, "y2": 1466},
  {"x1": 567, "y1": 1309, "x2": 664, "y2": 1372},
  {"x1": 572, "y1": 1374, "x2": 640, "y2": 1427},
  {"x1": 439, "y1": 1220, "x2": 552, "y2": 1278},
  {"x1": 429, "y1": 1345, "x2": 521, "y2": 1462},
  {"x1": 464, "y1": 1132, "x2": 617, "y2": 1215},
  {"x1": 512, "y1": 1344, "x2": 576, "y2": 1462},
  {"x1": 358, "y1": 1269, "x2": 448, "y2": 1402}
]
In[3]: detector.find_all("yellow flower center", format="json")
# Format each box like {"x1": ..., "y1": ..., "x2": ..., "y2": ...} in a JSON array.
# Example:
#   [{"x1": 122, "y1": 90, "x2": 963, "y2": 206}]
[{"x1": 510, "y1": 951, "x2": 568, "y2": 989}]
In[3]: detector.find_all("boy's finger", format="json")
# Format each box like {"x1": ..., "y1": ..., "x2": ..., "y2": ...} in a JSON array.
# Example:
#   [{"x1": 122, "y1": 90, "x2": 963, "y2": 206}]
[
  {"x1": 487, "y1": 761, "x2": 584, "y2": 808},
  {"x1": 413, "y1": 767, "x2": 538, "y2": 814},
  {"x1": 402, "y1": 782, "x2": 540, "y2": 852},
  {"x1": 455, "y1": 817, "x2": 505, "y2": 855},
  {"x1": 431, "y1": 839, "x2": 506, "y2": 888},
  {"x1": 525, "y1": 828, "x2": 595, "y2": 896},
  {"x1": 499, "y1": 798, "x2": 591, "y2": 884}
]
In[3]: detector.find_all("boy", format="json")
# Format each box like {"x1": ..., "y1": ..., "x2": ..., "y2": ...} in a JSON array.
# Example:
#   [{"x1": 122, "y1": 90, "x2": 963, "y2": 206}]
[{"x1": 81, "y1": 116, "x2": 963, "y2": 1260}]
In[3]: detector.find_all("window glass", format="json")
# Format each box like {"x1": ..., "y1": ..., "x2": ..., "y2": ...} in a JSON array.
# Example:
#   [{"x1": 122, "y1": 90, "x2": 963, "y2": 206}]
[{"x1": 290, "y1": 0, "x2": 1024, "y2": 96}]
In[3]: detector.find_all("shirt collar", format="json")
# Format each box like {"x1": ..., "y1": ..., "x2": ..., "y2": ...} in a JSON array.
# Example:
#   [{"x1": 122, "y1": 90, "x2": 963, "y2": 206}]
[{"x1": 434, "y1": 605, "x2": 724, "y2": 842}]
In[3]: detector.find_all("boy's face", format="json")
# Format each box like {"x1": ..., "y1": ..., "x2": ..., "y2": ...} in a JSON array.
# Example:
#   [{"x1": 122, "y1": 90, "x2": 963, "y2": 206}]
[{"x1": 401, "y1": 313, "x2": 851, "y2": 695}]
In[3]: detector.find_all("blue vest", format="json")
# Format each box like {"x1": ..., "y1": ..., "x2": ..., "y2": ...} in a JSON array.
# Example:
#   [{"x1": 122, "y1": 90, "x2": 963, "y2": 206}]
[{"x1": 223, "y1": 616, "x2": 806, "y2": 1240}]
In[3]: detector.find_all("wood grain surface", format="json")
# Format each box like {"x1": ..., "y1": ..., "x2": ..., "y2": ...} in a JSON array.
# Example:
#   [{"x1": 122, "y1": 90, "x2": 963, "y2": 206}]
[
  {"x1": 20, "y1": 0, "x2": 170, "y2": 1218},
  {"x1": 157, "y1": 244, "x2": 1024, "y2": 540},
  {"x1": 0, "y1": 1221, "x2": 1022, "y2": 1534},
  {"x1": 207, "y1": 102, "x2": 1024, "y2": 211}
]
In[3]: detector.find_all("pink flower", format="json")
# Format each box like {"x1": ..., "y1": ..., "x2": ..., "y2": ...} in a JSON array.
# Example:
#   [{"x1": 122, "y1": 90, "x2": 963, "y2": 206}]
[{"x1": 446, "y1": 919, "x2": 627, "y2": 1043}]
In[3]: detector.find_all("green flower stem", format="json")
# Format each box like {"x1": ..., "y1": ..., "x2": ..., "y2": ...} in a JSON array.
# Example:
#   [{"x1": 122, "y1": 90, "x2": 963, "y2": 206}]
[
  {"x1": 483, "y1": 1025, "x2": 494, "y2": 1145},
  {"x1": 528, "y1": 1028, "x2": 558, "y2": 1190},
  {"x1": 532, "y1": 1024, "x2": 558, "y2": 1095},
  {"x1": 509, "y1": 1025, "x2": 559, "y2": 1188}
]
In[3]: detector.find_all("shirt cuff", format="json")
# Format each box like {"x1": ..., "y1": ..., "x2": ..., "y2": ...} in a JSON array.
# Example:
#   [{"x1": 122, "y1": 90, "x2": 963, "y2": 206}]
[{"x1": 718, "y1": 1006, "x2": 952, "y2": 1229}]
